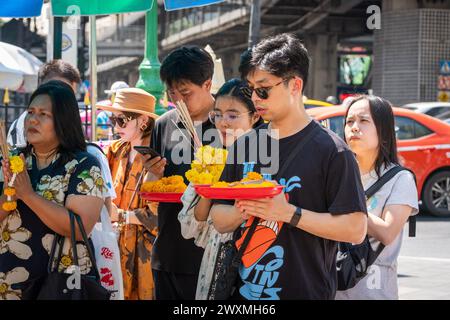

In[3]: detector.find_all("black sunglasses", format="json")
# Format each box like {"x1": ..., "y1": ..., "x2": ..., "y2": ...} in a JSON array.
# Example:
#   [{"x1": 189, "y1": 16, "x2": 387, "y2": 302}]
[
  {"x1": 108, "y1": 115, "x2": 135, "y2": 128},
  {"x1": 240, "y1": 78, "x2": 292, "y2": 100}
]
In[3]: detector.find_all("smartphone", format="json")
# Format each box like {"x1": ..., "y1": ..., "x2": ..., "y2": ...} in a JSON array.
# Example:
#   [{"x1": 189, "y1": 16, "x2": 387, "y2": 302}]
[{"x1": 133, "y1": 146, "x2": 161, "y2": 158}]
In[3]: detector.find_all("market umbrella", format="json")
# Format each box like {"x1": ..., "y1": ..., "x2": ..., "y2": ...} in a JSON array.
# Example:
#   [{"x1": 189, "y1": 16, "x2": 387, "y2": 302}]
[{"x1": 0, "y1": 41, "x2": 43, "y2": 92}]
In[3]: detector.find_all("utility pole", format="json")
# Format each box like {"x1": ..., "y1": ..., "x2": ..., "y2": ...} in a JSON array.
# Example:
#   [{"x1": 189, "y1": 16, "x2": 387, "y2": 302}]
[
  {"x1": 136, "y1": 4, "x2": 165, "y2": 115},
  {"x1": 53, "y1": 17, "x2": 62, "y2": 59},
  {"x1": 248, "y1": 0, "x2": 261, "y2": 48}
]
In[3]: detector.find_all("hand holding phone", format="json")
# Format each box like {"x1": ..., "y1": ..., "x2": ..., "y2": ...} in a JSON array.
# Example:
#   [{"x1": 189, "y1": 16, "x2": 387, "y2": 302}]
[{"x1": 133, "y1": 146, "x2": 161, "y2": 158}]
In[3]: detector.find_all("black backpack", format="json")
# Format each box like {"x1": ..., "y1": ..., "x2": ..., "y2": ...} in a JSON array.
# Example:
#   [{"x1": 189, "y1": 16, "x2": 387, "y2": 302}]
[{"x1": 336, "y1": 165, "x2": 416, "y2": 291}]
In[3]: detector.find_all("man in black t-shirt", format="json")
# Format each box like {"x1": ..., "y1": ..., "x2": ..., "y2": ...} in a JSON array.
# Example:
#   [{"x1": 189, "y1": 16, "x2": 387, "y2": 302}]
[
  {"x1": 210, "y1": 34, "x2": 368, "y2": 300},
  {"x1": 143, "y1": 46, "x2": 216, "y2": 300}
]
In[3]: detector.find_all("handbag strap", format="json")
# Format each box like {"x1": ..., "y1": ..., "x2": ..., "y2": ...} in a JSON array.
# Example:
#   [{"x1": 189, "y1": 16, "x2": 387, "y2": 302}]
[
  {"x1": 47, "y1": 234, "x2": 64, "y2": 273},
  {"x1": 232, "y1": 217, "x2": 260, "y2": 267},
  {"x1": 68, "y1": 210, "x2": 101, "y2": 281},
  {"x1": 275, "y1": 122, "x2": 321, "y2": 179},
  {"x1": 69, "y1": 212, "x2": 79, "y2": 268}
]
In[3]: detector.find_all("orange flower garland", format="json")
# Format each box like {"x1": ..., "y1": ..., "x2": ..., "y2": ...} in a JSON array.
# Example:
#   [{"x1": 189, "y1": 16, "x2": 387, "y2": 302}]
[
  {"x1": 2, "y1": 156, "x2": 24, "y2": 211},
  {"x1": 141, "y1": 175, "x2": 187, "y2": 193}
]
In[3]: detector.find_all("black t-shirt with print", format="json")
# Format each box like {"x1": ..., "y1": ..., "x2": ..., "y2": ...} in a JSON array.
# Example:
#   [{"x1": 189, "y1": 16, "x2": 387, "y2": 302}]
[
  {"x1": 151, "y1": 109, "x2": 217, "y2": 274},
  {"x1": 214, "y1": 120, "x2": 367, "y2": 300}
]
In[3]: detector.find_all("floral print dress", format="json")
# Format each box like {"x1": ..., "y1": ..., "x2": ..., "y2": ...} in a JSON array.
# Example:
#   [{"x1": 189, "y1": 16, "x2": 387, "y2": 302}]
[
  {"x1": 0, "y1": 151, "x2": 106, "y2": 300},
  {"x1": 178, "y1": 183, "x2": 232, "y2": 300}
]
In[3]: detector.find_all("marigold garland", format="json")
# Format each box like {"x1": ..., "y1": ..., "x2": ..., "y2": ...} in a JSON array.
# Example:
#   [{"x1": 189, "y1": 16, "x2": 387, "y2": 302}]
[
  {"x1": 141, "y1": 175, "x2": 187, "y2": 193},
  {"x1": 185, "y1": 146, "x2": 228, "y2": 185},
  {"x1": 2, "y1": 156, "x2": 25, "y2": 212}
]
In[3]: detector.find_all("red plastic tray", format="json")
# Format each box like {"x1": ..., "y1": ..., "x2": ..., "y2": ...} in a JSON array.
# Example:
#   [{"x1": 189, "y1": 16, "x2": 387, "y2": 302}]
[
  {"x1": 194, "y1": 185, "x2": 284, "y2": 200},
  {"x1": 139, "y1": 192, "x2": 183, "y2": 203}
]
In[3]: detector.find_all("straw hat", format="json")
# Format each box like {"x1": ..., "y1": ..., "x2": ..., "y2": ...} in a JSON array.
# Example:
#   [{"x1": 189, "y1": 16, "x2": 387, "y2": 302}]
[{"x1": 96, "y1": 88, "x2": 159, "y2": 119}]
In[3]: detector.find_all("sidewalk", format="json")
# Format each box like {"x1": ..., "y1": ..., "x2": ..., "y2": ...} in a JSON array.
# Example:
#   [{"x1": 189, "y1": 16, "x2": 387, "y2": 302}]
[{"x1": 398, "y1": 255, "x2": 450, "y2": 300}]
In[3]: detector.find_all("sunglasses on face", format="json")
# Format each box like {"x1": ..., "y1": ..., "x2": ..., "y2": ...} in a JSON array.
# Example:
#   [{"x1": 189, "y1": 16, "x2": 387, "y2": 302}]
[
  {"x1": 240, "y1": 77, "x2": 293, "y2": 100},
  {"x1": 108, "y1": 115, "x2": 134, "y2": 128}
]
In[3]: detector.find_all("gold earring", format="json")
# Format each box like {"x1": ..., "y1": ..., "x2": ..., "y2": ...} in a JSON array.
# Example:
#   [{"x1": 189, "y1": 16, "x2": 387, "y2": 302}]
[{"x1": 140, "y1": 124, "x2": 148, "y2": 131}]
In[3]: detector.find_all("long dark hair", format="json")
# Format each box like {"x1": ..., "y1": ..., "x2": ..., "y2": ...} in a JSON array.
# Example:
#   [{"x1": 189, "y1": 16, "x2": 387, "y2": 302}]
[
  {"x1": 215, "y1": 78, "x2": 264, "y2": 128},
  {"x1": 344, "y1": 95, "x2": 399, "y2": 177},
  {"x1": 24, "y1": 80, "x2": 87, "y2": 165}
]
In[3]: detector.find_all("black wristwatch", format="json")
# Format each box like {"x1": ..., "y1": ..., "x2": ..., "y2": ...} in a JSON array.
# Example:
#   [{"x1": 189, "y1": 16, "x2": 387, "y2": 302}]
[{"x1": 289, "y1": 206, "x2": 302, "y2": 228}]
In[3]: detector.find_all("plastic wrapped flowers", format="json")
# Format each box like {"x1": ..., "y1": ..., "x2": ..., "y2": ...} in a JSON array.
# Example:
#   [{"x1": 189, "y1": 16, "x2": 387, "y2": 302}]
[
  {"x1": 185, "y1": 146, "x2": 228, "y2": 185},
  {"x1": 2, "y1": 155, "x2": 25, "y2": 211},
  {"x1": 141, "y1": 175, "x2": 187, "y2": 193}
]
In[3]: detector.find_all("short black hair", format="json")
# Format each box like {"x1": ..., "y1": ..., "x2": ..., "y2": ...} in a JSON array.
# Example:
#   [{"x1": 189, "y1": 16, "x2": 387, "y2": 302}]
[
  {"x1": 160, "y1": 46, "x2": 214, "y2": 88},
  {"x1": 238, "y1": 48, "x2": 253, "y2": 80},
  {"x1": 215, "y1": 78, "x2": 264, "y2": 128},
  {"x1": 250, "y1": 33, "x2": 310, "y2": 92},
  {"x1": 38, "y1": 59, "x2": 81, "y2": 85},
  {"x1": 344, "y1": 95, "x2": 399, "y2": 178},
  {"x1": 25, "y1": 80, "x2": 86, "y2": 165}
]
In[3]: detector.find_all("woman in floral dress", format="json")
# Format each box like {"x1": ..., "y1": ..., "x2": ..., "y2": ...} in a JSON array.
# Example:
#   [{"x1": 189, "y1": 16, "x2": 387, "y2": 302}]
[
  {"x1": 97, "y1": 88, "x2": 159, "y2": 300},
  {"x1": 0, "y1": 81, "x2": 106, "y2": 300}
]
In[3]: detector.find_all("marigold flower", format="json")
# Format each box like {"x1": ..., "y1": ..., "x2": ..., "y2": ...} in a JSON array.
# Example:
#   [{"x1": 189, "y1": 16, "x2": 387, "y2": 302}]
[
  {"x1": 9, "y1": 156, "x2": 24, "y2": 174},
  {"x1": 4, "y1": 187, "x2": 16, "y2": 197},
  {"x1": 2, "y1": 201, "x2": 17, "y2": 211},
  {"x1": 141, "y1": 176, "x2": 186, "y2": 193}
]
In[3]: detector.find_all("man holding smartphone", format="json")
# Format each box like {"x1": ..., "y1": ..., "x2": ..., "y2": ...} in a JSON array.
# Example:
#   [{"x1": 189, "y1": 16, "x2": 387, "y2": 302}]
[{"x1": 143, "y1": 46, "x2": 217, "y2": 300}]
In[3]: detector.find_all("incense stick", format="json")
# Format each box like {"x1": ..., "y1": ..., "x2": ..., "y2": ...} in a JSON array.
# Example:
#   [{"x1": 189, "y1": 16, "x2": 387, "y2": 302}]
[
  {"x1": 175, "y1": 100, "x2": 202, "y2": 149},
  {"x1": 171, "y1": 119, "x2": 195, "y2": 150},
  {"x1": 0, "y1": 120, "x2": 10, "y2": 159}
]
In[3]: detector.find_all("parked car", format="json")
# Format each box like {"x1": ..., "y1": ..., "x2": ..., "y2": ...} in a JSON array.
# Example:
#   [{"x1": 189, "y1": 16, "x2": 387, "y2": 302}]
[
  {"x1": 304, "y1": 98, "x2": 333, "y2": 109},
  {"x1": 402, "y1": 102, "x2": 450, "y2": 119},
  {"x1": 437, "y1": 109, "x2": 450, "y2": 124},
  {"x1": 307, "y1": 106, "x2": 450, "y2": 217}
]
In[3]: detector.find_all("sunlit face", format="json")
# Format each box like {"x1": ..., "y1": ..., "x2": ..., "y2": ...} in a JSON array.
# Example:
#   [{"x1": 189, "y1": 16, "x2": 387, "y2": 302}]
[
  {"x1": 167, "y1": 80, "x2": 212, "y2": 121},
  {"x1": 246, "y1": 68, "x2": 302, "y2": 122},
  {"x1": 112, "y1": 112, "x2": 148, "y2": 142},
  {"x1": 212, "y1": 96, "x2": 260, "y2": 147},
  {"x1": 24, "y1": 94, "x2": 58, "y2": 148},
  {"x1": 344, "y1": 99, "x2": 379, "y2": 156}
]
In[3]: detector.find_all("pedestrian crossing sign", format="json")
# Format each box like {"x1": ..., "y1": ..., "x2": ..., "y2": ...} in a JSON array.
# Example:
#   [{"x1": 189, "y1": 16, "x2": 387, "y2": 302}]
[{"x1": 440, "y1": 60, "x2": 450, "y2": 75}]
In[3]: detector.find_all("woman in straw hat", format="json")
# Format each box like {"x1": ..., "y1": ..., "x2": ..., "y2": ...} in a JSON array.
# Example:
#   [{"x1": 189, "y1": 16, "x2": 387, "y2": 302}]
[{"x1": 97, "y1": 88, "x2": 159, "y2": 300}]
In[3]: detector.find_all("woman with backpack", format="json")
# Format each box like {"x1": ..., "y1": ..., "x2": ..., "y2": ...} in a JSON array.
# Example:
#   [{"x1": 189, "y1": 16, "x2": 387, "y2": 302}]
[{"x1": 335, "y1": 95, "x2": 419, "y2": 300}]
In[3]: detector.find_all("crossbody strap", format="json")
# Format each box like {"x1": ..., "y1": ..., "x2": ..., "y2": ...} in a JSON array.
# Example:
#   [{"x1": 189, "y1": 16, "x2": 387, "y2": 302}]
[
  {"x1": 232, "y1": 217, "x2": 259, "y2": 267},
  {"x1": 364, "y1": 165, "x2": 416, "y2": 237},
  {"x1": 365, "y1": 166, "x2": 408, "y2": 199},
  {"x1": 232, "y1": 124, "x2": 321, "y2": 265}
]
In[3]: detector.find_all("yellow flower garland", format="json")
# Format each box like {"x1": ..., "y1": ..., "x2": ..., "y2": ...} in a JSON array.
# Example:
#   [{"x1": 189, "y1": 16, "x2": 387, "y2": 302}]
[
  {"x1": 2, "y1": 156, "x2": 25, "y2": 212},
  {"x1": 185, "y1": 146, "x2": 228, "y2": 185},
  {"x1": 141, "y1": 175, "x2": 187, "y2": 193}
]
